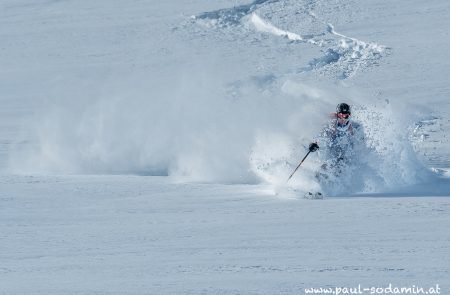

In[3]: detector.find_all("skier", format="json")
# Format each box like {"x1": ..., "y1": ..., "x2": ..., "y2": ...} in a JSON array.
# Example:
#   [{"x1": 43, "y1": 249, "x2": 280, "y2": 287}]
[
  {"x1": 287, "y1": 102, "x2": 365, "y2": 198},
  {"x1": 310, "y1": 102, "x2": 364, "y2": 179}
]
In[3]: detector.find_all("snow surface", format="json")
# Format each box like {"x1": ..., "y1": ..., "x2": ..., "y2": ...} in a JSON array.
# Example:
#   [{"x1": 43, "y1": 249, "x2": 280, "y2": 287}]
[{"x1": 1, "y1": 0, "x2": 450, "y2": 293}]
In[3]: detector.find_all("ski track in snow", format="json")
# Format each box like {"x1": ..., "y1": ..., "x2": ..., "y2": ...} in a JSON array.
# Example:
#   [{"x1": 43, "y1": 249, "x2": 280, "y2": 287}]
[{"x1": 193, "y1": 1, "x2": 389, "y2": 80}]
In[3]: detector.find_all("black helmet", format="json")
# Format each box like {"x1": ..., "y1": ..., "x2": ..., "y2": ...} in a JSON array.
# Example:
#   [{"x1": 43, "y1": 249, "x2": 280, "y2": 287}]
[{"x1": 336, "y1": 103, "x2": 351, "y2": 115}]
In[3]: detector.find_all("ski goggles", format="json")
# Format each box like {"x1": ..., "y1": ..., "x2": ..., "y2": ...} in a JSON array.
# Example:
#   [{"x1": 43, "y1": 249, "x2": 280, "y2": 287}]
[{"x1": 337, "y1": 112, "x2": 350, "y2": 119}]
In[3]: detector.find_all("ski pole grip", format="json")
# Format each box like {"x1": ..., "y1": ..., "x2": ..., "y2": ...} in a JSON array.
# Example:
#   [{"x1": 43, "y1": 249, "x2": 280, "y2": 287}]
[{"x1": 309, "y1": 142, "x2": 319, "y2": 152}]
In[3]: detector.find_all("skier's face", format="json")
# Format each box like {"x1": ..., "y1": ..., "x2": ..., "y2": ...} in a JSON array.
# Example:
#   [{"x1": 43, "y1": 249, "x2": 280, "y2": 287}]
[{"x1": 337, "y1": 112, "x2": 350, "y2": 125}]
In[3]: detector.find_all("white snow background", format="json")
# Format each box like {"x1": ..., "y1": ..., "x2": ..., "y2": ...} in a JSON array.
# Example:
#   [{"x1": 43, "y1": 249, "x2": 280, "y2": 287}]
[{"x1": 1, "y1": 0, "x2": 450, "y2": 294}]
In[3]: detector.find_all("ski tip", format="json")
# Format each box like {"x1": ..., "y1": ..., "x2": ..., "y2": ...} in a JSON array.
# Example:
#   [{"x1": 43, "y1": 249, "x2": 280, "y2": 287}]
[{"x1": 304, "y1": 191, "x2": 324, "y2": 200}]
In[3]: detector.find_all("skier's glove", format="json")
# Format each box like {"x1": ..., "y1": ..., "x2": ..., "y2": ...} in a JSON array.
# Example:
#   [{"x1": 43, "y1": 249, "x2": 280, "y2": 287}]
[{"x1": 309, "y1": 142, "x2": 319, "y2": 152}]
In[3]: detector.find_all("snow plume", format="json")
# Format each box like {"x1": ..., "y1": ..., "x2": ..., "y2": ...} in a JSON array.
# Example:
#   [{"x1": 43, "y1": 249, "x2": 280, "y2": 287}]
[
  {"x1": 8, "y1": 62, "x2": 331, "y2": 183},
  {"x1": 353, "y1": 101, "x2": 434, "y2": 191},
  {"x1": 8, "y1": 66, "x2": 432, "y2": 192}
]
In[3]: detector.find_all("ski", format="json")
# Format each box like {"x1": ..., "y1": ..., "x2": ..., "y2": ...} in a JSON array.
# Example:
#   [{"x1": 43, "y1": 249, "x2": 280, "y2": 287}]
[{"x1": 304, "y1": 192, "x2": 324, "y2": 200}]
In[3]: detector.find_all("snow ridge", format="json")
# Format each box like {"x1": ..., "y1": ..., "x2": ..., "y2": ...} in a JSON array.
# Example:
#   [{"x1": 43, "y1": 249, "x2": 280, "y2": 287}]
[
  {"x1": 324, "y1": 23, "x2": 387, "y2": 78},
  {"x1": 192, "y1": 0, "x2": 389, "y2": 80},
  {"x1": 193, "y1": 0, "x2": 279, "y2": 27},
  {"x1": 250, "y1": 13, "x2": 303, "y2": 41},
  {"x1": 250, "y1": 13, "x2": 387, "y2": 79}
]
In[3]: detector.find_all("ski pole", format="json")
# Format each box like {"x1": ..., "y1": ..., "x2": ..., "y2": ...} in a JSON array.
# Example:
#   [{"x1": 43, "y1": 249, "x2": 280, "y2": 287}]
[{"x1": 287, "y1": 142, "x2": 319, "y2": 182}]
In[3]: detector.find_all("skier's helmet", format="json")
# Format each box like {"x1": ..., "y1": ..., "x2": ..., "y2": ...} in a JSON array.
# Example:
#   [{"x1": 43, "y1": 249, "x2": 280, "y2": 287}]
[{"x1": 336, "y1": 103, "x2": 351, "y2": 115}]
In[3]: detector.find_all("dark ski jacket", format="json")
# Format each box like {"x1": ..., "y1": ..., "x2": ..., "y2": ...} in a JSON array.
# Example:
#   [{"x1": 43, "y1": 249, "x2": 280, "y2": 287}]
[{"x1": 317, "y1": 114, "x2": 364, "y2": 164}]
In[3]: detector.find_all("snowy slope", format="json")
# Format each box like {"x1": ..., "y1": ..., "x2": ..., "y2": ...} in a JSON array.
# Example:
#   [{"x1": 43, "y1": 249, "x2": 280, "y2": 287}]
[
  {"x1": 1, "y1": 175, "x2": 449, "y2": 294},
  {"x1": 1, "y1": 0, "x2": 450, "y2": 294}
]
